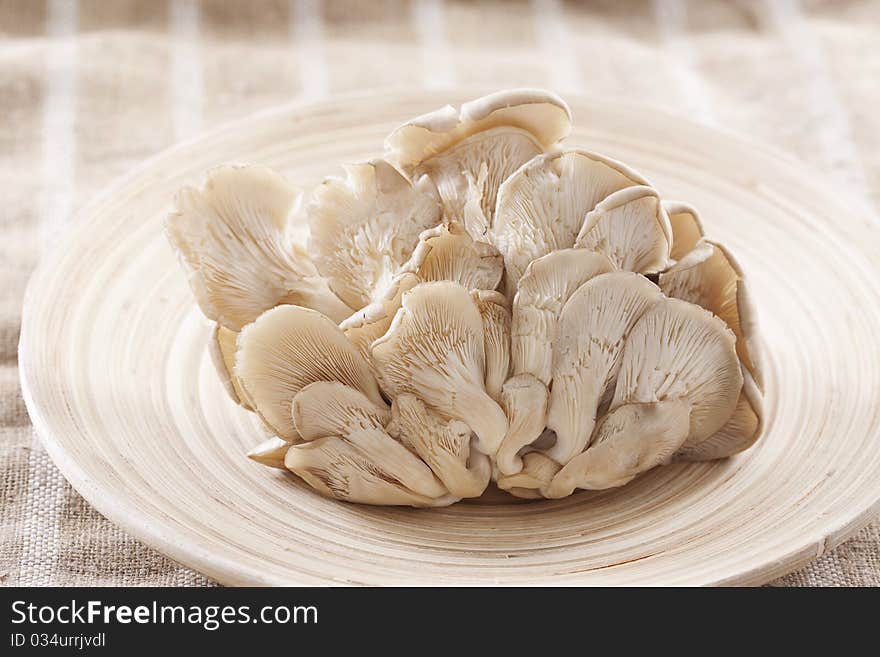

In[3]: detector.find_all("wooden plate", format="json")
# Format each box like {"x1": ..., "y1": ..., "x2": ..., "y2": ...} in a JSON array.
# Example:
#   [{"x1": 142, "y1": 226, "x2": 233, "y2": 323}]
[{"x1": 20, "y1": 90, "x2": 880, "y2": 585}]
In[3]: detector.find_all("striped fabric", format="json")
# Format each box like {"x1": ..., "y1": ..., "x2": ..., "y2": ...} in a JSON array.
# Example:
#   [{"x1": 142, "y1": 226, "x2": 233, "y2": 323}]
[{"x1": 1, "y1": 0, "x2": 878, "y2": 586}]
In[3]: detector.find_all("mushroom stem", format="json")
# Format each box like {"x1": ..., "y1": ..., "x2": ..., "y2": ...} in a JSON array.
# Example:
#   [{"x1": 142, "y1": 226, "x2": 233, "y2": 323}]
[{"x1": 496, "y1": 374, "x2": 549, "y2": 475}]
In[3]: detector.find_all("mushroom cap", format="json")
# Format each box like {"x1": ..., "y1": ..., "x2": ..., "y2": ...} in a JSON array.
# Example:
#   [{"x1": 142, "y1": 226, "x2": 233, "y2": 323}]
[
  {"x1": 340, "y1": 271, "x2": 421, "y2": 363},
  {"x1": 284, "y1": 428, "x2": 452, "y2": 507},
  {"x1": 388, "y1": 393, "x2": 491, "y2": 499},
  {"x1": 511, "y1": 248, "x2": 614, "y2": 385},
  {"x1": 496, "y1": 373, "x2": 550, "y2": 475},
  {"x1": 673, "y1": 366, "x2": 762, "y2": 462},
  {"x1": 166, "y1": 164, "x2": 353, "y2": 331},
  {"x1": 545, "y1": 271, "x2": 664, "y2": 464},
  {"x1": 208, "y1": 323, "x2": 253, "y2": 410},
  {"x1": 664, "y1": 200, "x2": 705, "y2": 261},
  {"x1": 236, "y1": 304, "x2": 384, "y2": 441},
  {"x1": 307, "y1": 159, "x2": 442, "y2": 310},
  {"x1": 402, "y1": 222, "x2": 503, "y2": 291},
  {"x1": 471, "y1": 289, "x2": 511, "y2": 402},
  {"x1": 385, "y1": 88, "x2": 571, "y2": 170},
  {"x1": 575, "y1": 185, "x2": 673, "y2": 274},
  {"x1": 292, "y1": 381, "x2": 391, "y2": 442},
  {"x1": 491, "y1": 149, "x2": 650, "y2": 293},
  {"x1": 545, "y1": 398, "x2": 692, "y2": 497},
  {"x1": 659, "y1": 239, "x2": 763, "y2": 390},
  {"x1": 612, "y1": 297, "x2": 743, "y2": 444},
  {"x1": 370, "y1": 281, "x2": 508, "y2": 456}
]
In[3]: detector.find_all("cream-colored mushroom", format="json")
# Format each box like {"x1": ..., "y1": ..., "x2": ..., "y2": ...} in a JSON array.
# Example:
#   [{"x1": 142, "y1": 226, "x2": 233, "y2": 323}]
[
  {"x1": 611, "y1": 297, "x2": 743, "y2": 445},
  {"x1": 545, "y1": 272, "x2": 664, "y2": 465},
  {"x1": 495, "y1": 374, "x2": 549, "y2": 475},
  {"x1": 402, "y1": 222, "x2": 503, "y2": 291},
  {"x1": 246, "y1": 437, "x2": 291, "y2": 470},
  {"x1": 292, "y1": 381, "x2": 391, "y2": 441},
  {"x1": 386, "y1": 90, "x2": 570, "y2": 237},
  {"x1": 340, "y1": 272, "x2": 421, "y2": 363},
  {"x1": 496, "y1": 452, "x2": 561, "y2": 499},
  {"x1": 491, "y1": 149, "x2": 649, "y2": 294},
  {"x1": 371, "y1": 281, "x2": 508, "y2": 456},
  {"x1": 236, "y1": 305, "x2": 384, "y2": 441},
  {"x1": 284, "y1": 428, "x2": 453, "y2": 507},
  {"x1": 659, "y1": 239, "x2": 763, "y2": 390},
  {"x1": 307, "y1": 160, "x2": 442, "y2": 310},
  {"x1": 166, "y1": 165, "x2": 352, "y2": 331},
  {"x1": 574, "y1": 185, "x2": 672, "y2": 275},
  {"x1": 664, "y1": 200, "x2": 704, "y2": 261},
  {"x1": 673, "y1": 367, "x2": 762, "y2": 462},
  {"x1": 510, "y1": 249, "x2": 614, "y2": 386},
  {"x1": 544, "y1": 399, "x2": 691, "y2": 497},
  {"x1": 387, "y1": 393, "x2": 491, "y2": 498},
  {"x1": 471, "y1": 290, "x2": 511, "y2": 401},
  {"x1": 208, "y1": 323, "x2": 253, "y2": 410}
]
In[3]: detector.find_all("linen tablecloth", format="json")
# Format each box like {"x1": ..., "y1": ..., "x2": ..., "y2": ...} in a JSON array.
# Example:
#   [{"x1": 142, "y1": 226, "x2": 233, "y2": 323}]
[{"x1": 2, "y1": 0, "x2": 879, "y2": 586}]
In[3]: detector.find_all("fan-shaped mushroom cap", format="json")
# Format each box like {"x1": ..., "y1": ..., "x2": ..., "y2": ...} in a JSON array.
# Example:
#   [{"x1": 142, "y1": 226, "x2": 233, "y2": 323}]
[
  {"x1": 496, "y1": 374, "x2": 550, "y2": 475},
  {"x1": 612, "y1": 297, "x2": 743, "y2": 445},
  {"x1": 402, "y1": 222, "x2": 503, "y2": 291},
  {"x1": 236, "y1": 305, "x2": 384, "y2": 441},
  {"x1": 545, "y1": 272, "x2": 664, "y2": 464},
  {"x1": 664, "y1": 200, "x2": 705, "y2": 261},
  {"x1": 292, "y1": 381, "x2": 391, "y2": 442},
  {"x1": 166, "y1": 165, "x2": 353, "y2": 331},
  {"x1": 246, "y1": 437, "x2": 290, "y2": 469},
  {"x1": 544, "y1": 399, "x2": 691, "y2": 497},
  {"x1": 659, "y1": 239, "x2": 763, "y2": 390},
  {"x1": 496, "y1": 452, "x2": 561, "y2": 499},
  {"x1": 307, "y1": 160, "x2": 442, "y2": 310},
  {"x1": 387, "y1": 393, "x2": 491, "y2": 498},
  {"x1": 673, "y1": 367, "x2": 762, "y2": 462},
  {"x1": 471, "y1": 290, "x2": 511, "y2": 401},
  {"x1": 575, "y1": 185, "x2": 672, "y2": 274},
  {"x1": 340, "y1": 272, "x2": 421, "y2": 362},
  {"x1": 371, "y1": 281, "x2": 508, "y2": 456},
  {"x1": 284, "y1": 428, "x2": 452, "y2": 507},
  {"x1": 491, "y1": 150, "x2": 650, "y2": 293},
  {"x1": 385, "y1": 88, "x2": 571, "y2": 170},
  {"x1": 511, "y1": 249, "x2": 614, "y2": 386},
  {"x1": 208, "y1": 323, "x2": 253, "y2": 410}
]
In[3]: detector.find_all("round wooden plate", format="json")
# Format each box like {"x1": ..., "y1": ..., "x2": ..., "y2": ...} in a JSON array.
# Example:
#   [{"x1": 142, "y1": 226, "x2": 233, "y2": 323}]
[{"x1": 20, "y1": 90, "x2": 880, "y2": 586}]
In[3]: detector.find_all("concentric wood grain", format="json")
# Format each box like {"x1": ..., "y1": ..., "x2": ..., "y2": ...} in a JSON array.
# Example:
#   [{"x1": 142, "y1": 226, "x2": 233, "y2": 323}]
[{"x1": 19, "y1": 91, "x2": 880, "y2": 585}]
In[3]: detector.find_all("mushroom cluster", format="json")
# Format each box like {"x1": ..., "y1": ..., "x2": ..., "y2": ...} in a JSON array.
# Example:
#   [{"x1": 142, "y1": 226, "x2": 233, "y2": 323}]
[{"x1": 166, "y1": 90, "x2": 763, "y2": 506}]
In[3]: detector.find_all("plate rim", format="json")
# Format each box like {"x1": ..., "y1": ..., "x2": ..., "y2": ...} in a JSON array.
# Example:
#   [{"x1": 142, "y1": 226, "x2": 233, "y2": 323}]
[{"x1": 18, "y1": 89, "x2": 880, "y2": 586}]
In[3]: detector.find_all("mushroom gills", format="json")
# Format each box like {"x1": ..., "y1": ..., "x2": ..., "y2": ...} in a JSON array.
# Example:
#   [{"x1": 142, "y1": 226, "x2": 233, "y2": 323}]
[
  {"x1": 471, "y1": 290, "x2": 511, "y2": 402},
  {"x1": 291, "y1": 381, "x2": 391, "y2": 442},
  {"x1": 402, "y1": 222, "x2": 503, "y2": 292}
]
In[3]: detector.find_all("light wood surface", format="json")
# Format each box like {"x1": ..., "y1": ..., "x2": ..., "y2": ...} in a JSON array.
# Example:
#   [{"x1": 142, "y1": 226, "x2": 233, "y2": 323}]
[{"x1": 19, "y1": 90, "x2": 880, "y2": 585}]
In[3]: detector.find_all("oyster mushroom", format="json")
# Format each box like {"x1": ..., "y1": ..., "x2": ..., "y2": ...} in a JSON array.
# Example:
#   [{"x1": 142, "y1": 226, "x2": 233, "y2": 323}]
[
  {"x1": 308, "y1": 160, "x2": 442, "y2": 310},
  {"x1": 387, "y1": 393, "x2": 491, "y2": 498},
  {"x1": 545, "y1": 272, "x2": 664, "y2": 465},
  {"x1": 284, "y1": 428, "x2": 452, "y2": 507},
  {"x1": 471, "y1": 290, "x2": 511, "y2": 401},
  {"x1": 510, "y1": 248, "x2": 614, "y2": 386},
  {"x1": 659, "y1": 239, "x2": 763, "y2": 390},
  {"x1": 292, "y1": 381, "x2": 391, "y2": 441},
  {"x1": 386, "y1": 89, "x2": 571, "y2": 239},
  {"x1": 402, "y1": 222, "x2": 503, "y2": 291},
  {"x1": 496, "y1": 452, "x2": 561, "y2": 499},
  {"x1": 246, "y1": 436, "x2": 290, "y2": 469},
  {"x1": 166, "y1": 165, "x2": 353, "y2": 331},
  {"x1": 208, "y1": 323, "x2": 253, "y2": 410},
  {"x1": 495, "y1": 374, "x2": 549, "y2": 475},
  {"x1": 574, "y1": 185, "x2": 672, "y2": 275},
  {"x1": 371, "y1": 281, "x2": 508, "y2": 456},
  {"x1": 491, "y1": 149, "x2": 649, "y2": 293},
  {"x1": 235, "y1": 305, "x2": 384, "y2": 441},
  {"x1": 340, "y1": 272, "x2": 421, "y2": 363},
  {"x1": 664, "y1": 200, "x2": 704, "y2": 261}
]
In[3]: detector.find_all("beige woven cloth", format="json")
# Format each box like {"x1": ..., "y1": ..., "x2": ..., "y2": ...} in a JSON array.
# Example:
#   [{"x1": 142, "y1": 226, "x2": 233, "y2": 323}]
[{"x1": 2, "y1": 0, "x2": 879, "y2": 587}]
